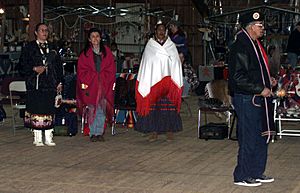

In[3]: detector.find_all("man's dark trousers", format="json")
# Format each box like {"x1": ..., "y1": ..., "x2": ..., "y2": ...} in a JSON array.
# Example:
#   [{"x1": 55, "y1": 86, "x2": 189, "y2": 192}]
[{"x1": 233, "y1": 94, "x2": 268, "y2": 182}]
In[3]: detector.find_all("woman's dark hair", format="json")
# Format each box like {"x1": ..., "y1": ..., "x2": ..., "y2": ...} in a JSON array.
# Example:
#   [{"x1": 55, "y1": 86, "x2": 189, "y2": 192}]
[{"x1": 83, "y1": 27, "x2": 106, "y2": 57}]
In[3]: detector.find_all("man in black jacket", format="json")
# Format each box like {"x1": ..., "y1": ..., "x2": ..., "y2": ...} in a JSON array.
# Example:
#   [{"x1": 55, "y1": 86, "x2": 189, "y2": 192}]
[{"x1": 228, "y1": 11, "x2": 276, "y2": 187}]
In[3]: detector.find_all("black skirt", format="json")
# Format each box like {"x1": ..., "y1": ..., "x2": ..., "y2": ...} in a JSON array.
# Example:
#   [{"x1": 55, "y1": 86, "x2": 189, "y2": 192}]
[
  {"x1": 26, "y1": 89, "x2": 56, "y2": 114},
  {"x1": 25, "y1": 89, "x2": 56, "y2": 130}
]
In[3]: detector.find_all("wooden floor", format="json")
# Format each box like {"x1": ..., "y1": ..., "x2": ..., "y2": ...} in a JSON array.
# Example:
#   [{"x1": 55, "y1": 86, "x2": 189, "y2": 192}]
[{"x1": 0, "y1": 96, "x2": 300, "y2": 193}]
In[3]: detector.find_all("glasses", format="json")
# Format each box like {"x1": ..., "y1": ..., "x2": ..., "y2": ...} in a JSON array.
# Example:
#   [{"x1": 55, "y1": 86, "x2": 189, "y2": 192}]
[{"x1": 253, "y1": 23, "x2": 264, "y2": 28}]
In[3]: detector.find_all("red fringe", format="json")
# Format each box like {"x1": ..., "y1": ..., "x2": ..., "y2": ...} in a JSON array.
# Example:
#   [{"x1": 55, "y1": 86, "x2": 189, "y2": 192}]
[{"x1": 135, "y1": 76, "x2": 183, "y2": 116}]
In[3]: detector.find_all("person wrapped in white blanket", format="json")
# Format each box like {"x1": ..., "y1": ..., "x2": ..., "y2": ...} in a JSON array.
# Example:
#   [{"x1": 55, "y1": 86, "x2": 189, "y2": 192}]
[{"x1": 135, "y1": 21, "x2": 183, "y2": 142}]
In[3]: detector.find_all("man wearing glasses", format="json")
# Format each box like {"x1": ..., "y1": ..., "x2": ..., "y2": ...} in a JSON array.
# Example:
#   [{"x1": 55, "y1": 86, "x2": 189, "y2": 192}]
[{"x1": 228, "y1": 11, "x2": 276, "y2": 187}]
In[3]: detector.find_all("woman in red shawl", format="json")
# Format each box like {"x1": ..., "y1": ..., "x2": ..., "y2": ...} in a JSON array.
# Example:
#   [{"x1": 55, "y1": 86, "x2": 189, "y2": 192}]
[{"x1": 77, "y1": 28, "x2": 116, "y2": 142}]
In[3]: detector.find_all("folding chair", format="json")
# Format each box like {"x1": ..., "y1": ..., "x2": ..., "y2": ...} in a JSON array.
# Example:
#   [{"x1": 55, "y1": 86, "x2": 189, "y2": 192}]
[
  {"x1": 9, "y1": 81, "x2": 26, "y2": 135},
  {"x1": 198, "y1": 80, "x2": 236, "y2": 139},
  {"x1": 111, "y1": 73, "x2": 137, "y2": 135}
]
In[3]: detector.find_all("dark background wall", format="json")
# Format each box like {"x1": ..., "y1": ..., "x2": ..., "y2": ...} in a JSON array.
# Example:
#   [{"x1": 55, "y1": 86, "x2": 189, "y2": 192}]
[{"x1": 1, "y1": 0, "x2": 299, "y2": 67}]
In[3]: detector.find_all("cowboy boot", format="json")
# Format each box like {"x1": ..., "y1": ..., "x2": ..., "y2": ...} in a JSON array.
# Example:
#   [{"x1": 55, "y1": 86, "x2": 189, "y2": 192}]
[{"x1": 44, "y1": 129, "x2": 56, "y2": 146}]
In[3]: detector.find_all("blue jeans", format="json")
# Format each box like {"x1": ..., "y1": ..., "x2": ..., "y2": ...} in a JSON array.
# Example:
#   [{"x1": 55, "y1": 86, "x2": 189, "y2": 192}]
[
  {"x1": 287, "y1": 52, "x2": 298, "y2": 68},
  {"x1": 233, "y1": 94, "x2": 268, "y2": 182},
  {"x1": 89, "y1": 106, "x2": 106, "y2": 136}
]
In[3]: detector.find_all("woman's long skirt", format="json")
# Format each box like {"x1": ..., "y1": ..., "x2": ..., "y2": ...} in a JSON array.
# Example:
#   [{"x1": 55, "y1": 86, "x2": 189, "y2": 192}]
[
  {"x1": 135, "y1": 97, "x2": 182, "y2": 134},
  {"x1": 24, "y1": 89, "x2": 56, "y2": 130}
]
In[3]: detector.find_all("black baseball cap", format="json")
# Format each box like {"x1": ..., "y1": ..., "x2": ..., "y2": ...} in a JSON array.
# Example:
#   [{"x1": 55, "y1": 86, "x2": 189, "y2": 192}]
[{"x1": 240, "y1": 11, "x2": 264, "y2": 27}]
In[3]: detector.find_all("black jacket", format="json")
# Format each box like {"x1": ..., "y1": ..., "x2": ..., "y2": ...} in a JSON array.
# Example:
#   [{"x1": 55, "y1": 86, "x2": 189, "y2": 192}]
[
  {"x1": 228, "y1": 30, "x2": 271, "y2": 96},
  {"x1": 19, "y1": 40, "x2": 63, "y2": 92}
]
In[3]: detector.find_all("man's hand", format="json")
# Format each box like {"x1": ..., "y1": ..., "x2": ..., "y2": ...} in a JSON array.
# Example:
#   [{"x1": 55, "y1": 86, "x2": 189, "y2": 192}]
[
  {"x1": 33, "y1": 66, "x2": 46, "y2": 74},
  {"x1": 261, "y1": 87, "x2": 273, "y2": 97}
]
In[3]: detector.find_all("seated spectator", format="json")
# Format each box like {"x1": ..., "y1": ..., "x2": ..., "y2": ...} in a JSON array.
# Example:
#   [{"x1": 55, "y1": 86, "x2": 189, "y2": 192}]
[{"x1": 179, "y1": 52, "x2": 199, "y2": 95}]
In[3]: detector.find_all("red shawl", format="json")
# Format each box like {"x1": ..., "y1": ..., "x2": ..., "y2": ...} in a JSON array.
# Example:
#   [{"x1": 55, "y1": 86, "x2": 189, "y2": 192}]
[
  {"x1": 135, "y1": 37, "x2": 183, "y2": 116},
  {"x1": 76, "y1": 46, "x2": 116, "y2": 124}
]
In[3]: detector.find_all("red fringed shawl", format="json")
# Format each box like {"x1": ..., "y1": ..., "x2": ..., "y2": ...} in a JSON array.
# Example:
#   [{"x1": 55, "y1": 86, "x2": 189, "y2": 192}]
[
  {"x1": 136, "y1": 37, "x2": 183, "y2": 116},
  {"x1": 76, "y1": 46, "x2": 116, "y2": 124}
]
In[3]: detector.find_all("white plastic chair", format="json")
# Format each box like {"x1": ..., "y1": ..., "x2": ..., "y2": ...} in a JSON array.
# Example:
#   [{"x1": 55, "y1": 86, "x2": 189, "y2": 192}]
[
  {"x1": 274, "y1": 99, "x2": 300, "y2": 138},
  {"x1": 9, "y1": 81, "x2": 26, "y2": 135}
]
